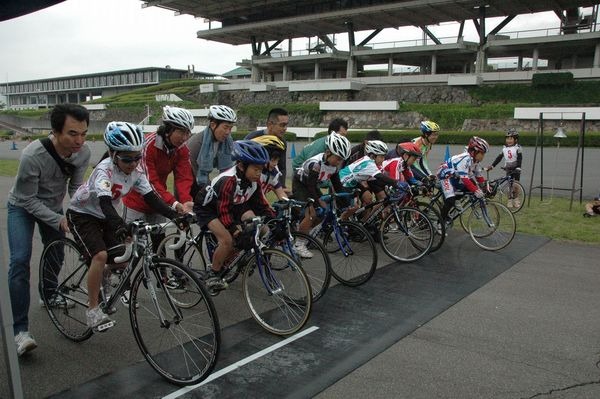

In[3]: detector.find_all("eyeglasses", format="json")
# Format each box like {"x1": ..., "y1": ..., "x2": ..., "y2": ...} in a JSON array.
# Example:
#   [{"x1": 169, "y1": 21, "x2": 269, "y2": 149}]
[{"x1": 116, "y1": 154, "x2": 143, "y2": 164}]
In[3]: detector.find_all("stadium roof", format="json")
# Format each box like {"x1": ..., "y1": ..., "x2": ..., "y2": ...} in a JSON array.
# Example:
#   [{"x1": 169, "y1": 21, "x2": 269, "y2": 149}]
[{"x1": 142, "y1": 0, "x2": 598, "y2": 45}]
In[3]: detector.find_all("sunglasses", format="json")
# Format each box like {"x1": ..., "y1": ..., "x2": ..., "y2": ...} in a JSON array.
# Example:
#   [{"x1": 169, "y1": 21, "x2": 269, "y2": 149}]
[{"x1": 116, "y1": 154, "x2": 143, "y2": 164}]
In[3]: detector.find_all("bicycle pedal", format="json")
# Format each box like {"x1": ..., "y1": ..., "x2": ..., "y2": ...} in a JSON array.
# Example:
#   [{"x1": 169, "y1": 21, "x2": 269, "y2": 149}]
[{"x1": 93, "y1": 320, "x2": 115, "y2": 333}]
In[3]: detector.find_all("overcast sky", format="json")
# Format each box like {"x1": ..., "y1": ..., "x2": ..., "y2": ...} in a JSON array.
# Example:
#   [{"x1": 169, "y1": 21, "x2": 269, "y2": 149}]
[{"x1": 0, "y1": 0, "x2": 590, "y2": 84}]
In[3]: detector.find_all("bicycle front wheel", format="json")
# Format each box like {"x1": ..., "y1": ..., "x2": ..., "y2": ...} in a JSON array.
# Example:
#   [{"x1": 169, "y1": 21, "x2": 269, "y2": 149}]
[
  {"x1": 468, "y1": 201, "x2": 516, "y2": 251},
  {"x1": 380, "y1": 207, "x2": 434, "y2": 262},
  {"x1": 322, "y1": 221, "x2": 377, "y2": 286},
  {"x1": 277, "y1": 232, "x2": 331, "y2": 302},
  {"x1": 39, "y1": 238, "x2": 92, "y2": 342},
  {"x1": 129, "y1": 258, "x2": 220, "y2": 385},
  {"x1": 243, "y1": 248, "x2": 312, "y2": 336}
]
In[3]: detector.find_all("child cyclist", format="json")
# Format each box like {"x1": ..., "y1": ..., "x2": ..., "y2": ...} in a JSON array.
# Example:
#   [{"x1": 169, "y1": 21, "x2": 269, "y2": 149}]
[
  {"x1": 67, "y1": 122, "x2": 182, "y2": 331},
  {"x1": 437, "y1": 136, "x2": 490, "y2": 226},
  {"x1": 485, "y1": 128, "x2": 523, "y2": 208},
  {"x1": 251, "y1": 135, "x2": 289, "y2": 200},
  {"x1": 410, "y1": 120, "x2": 440, "y2": 181},
  {"x1": 381, "y1": 142, "x2": 423, "y2": 186},
  {"x1": 193, "y1": 140, "x2": 275, "y2": 291},
  {"x1": 340, "y1": 140, "x2": 407, "y2": 205},
  {"x1": 292, "y1": 132, "x2": 351, "y2": 258}
]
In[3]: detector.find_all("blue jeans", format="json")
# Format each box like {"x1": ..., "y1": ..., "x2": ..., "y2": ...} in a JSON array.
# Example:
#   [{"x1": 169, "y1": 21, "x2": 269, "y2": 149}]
[{"x1": 7, "y1": 203, "x2": 64, "y2": 335}]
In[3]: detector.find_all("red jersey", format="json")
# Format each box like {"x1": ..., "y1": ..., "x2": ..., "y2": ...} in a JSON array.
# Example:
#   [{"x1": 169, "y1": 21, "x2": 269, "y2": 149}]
[{"x1": 123, "y1": 133, "x2": 193, "y2": 213}]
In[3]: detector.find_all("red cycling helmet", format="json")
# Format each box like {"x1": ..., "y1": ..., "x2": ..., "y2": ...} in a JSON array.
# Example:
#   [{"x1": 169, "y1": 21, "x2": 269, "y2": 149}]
[
  {"x1": 468, "y1": 136, "x2": 489, "y2": 154},
  {"x1": 398, "y1": 142, "x2": 422, "y2": 158}
]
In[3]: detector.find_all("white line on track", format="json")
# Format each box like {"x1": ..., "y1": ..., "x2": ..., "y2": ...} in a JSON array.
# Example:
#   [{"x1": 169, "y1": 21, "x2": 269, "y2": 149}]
[{"x1": 162, "y1": 325, "x2": 320, "y2": 399}]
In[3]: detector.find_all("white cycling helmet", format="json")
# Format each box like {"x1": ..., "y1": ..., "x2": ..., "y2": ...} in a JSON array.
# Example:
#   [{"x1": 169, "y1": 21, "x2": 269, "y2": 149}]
[
  {"x1": 326, "y1": 132, "x2": 351, "y2": 160},
  {"x1": 364, "y1": 140, "x2": 388, "y2": 156},
  {"x1": 208, "y1": 105, "x2": 237, "y2": 123},
  {"x1": 104, "y1": 121, "x2": 144, "y2": 152},
  {"x1": 162, "y1": 106, "x2": 194, "y2": 131}
]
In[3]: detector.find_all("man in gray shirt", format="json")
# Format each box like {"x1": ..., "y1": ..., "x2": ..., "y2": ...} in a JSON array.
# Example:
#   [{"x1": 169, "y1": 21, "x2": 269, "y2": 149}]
[{"x1": 7, "y1": 103, "x2": 91, "y2": 356}]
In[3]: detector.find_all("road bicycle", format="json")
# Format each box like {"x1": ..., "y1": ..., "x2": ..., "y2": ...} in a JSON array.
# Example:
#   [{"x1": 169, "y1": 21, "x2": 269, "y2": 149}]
[
  {"x1": 309, "y1": 191, "x2": 378, "y2": 286},
  {"x1": 268, "y1": 199, "x2": 332, "y2": 302},
  {"x1": 39, "y1": 219, "x2": 220, "y2": 386},
  {"x1": 485, "y1": 168, "x2": 526, "y2": 213},
  {"x1": 421, "y1": 188, "x2": 517, "y2": 251},
  {"x1": 159, "y1": 216, "x2": 313, "y2": 336},
  {"x1": 351, "y1": 185, "x2": 434, "y2": 263}
]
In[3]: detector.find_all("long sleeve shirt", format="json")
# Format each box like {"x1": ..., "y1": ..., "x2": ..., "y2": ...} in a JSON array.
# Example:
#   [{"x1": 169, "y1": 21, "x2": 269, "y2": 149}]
[{"x1": 8, "y1": 139, "x2": 91, "y2": 230}]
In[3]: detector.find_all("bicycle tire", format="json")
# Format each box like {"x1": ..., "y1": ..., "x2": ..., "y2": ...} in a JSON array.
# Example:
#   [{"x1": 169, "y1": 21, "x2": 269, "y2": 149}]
[
  {"x1": 498, "y1": 180, "x2": 526, "y2": 213},
  {"x1": 157, "y1": 232, "x2": 206, "y2": 273},
  {"x1": 39, "y1": 238, "x2": 93, "y2": 342},
  {"x1": 322, "y1": 221, "x2": 377, "y2": 286},
  {"x1": 416, "y1": 201, "x2": 445, "y2": 253},
  {"x1": 276, "y1": 231, "x2": 331, "y2": 302},
  {"x1": 380, "y1": 207, "x2": 434, "y2": 262},
  {"x1": 242, "y1": 248, "x2": 312, "y2": 336},
  {"x1": 129, "y1": 258, "x2": 220, "y2": 385},
  {"x1": 468, "y1": 201, "x2": 516, "y2": 251}
]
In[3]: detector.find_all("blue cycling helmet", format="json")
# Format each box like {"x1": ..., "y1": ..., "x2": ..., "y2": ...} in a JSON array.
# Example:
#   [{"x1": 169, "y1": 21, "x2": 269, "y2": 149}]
[
  {"x1": 232, "y1": 140, "x2": 270, "y2": 165},
  {"x1": 104, "y1": 121, "x2": 144, "y2": 152}
]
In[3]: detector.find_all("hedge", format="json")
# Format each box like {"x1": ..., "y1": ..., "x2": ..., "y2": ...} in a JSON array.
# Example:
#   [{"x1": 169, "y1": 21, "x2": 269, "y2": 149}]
[
  {"x1": 313, "y1": 129, "x2": 600, "y2": 147},
  {"x1": 532, "y1": 72, "x2": 574, "y2": 87}
]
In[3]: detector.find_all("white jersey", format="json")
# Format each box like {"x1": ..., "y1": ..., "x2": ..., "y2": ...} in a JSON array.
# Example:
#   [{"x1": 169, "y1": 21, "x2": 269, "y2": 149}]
[
  {"x1": 339, "y1": 155, "x2": 381, "y2": 188},
  {"x1": 259, "y1": 166, "x2": 282, "y2": 195},
  {"x1": 70, "y1": 157, "x2": 153, "y2": 219},
  {"x1": 502, "y1": 144, "x2": 521, "y2": 169},
  {"x1": 438, "y1": 151, "x2": 483, "y2": 180},
  {"x1": 296, "y1": 153, "x2": 339, "y2": 185}
]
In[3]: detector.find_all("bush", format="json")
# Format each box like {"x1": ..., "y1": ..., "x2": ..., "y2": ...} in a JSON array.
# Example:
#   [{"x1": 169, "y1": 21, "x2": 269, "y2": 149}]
[
  {"x1": 468, "y1": 81, "x2": 600, "y2": 104},
  {"x1": 232, "y1": 131, "x2": 297, "y2": 141},
  {"x1": 532, "y1": 72, "x2": 574, "y2": 87},
  {"x1": 237, "y1": 104, "x2": 322, "y2": 124},
  {"x1": 397, "y1": 103, "x2": 515, "y2": 130},
  {"x1": 310, "y1": 129, "x2": 600, "y2": 147}
]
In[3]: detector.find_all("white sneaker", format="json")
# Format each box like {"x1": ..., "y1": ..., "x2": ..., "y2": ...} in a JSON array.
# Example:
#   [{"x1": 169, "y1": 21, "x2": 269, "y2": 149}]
[
  {"x1": 15, "y1": 331, "x2": 37, "y2": 356},
  {"x1": 293, "y1": 242, "x2": 314, "y2": 258},
  {"x1": 86, "y1": 307, "x2": 115, "y2": 332},
  {"x1": 513, "y1": 199, "x2": 521, "y2": 208},
  {"x1": 507, "y1": 199, "x2": 514, "y2": 208}
]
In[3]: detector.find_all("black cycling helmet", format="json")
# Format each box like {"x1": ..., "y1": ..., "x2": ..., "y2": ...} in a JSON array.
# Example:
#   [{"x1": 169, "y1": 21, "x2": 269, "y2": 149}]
[{"x1": 505, "y1": 128, "x2": 519, "y2": 139}]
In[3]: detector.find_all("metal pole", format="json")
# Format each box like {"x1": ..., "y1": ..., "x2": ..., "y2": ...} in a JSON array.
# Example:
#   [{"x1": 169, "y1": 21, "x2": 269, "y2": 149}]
[
  {"x1": 540, "y1": 114, "x2": 545, "y2": 201},
  {"x1": 0, "y1": 228, "x2": 25, "y2": 398},
  {"x1": 580, "y1": 114, "x2": 585, "y2": 205},
  {"x1": 570, "y1": 113, "x2": 585, "y2": 210},
  {"x1": 528, "y1": 113, "x2": 542, "y2": 206}
]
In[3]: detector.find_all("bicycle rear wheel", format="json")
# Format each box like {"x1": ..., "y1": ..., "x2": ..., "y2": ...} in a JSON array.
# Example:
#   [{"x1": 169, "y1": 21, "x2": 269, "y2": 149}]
[
  {"x1": 39, "y1": 238, "x2": 92, "y2": 342},
  {"x1": 416, "y1": 201, "x2": 445, "y2": 253},
  {"x1": 468, "y1": 201, "x2": 516, "y2": 251},
  {"x1": 380, "y1": 207, "x2": 433, "y2": 262},
  {"x1": 157, "y1": 232, "x2": 206, "y2": 272},
  {"x1": 322, "y1": 221, "x2": 377, "y2": 286},
  {"x1": 277, "y1": 232, "x2": 331, "y2": 302},
  {"x1": 243, "y1": 248, "x2": 312, "y2": 336},
  {"x1": 499, "y1": 180, "x2": 526, "y2": 213},
  {"x1": 129, "y1": 258, "x2": 220, "y2": 385}
]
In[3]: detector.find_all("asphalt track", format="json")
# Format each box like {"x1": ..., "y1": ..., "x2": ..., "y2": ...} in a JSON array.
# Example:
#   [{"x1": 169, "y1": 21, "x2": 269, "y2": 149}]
[
  {"x1": 1, "y1": 140, "x2": 600, "y2": 398},
  {"x1": 28, "y1": 233, "x2": 547, "y2": 399}
]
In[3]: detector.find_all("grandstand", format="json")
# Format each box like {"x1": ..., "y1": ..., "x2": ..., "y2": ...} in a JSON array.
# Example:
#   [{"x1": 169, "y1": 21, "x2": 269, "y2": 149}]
[
  {"x1": 142, "y1": 0, "x2": 600, "y2": 90},
  {"x1": 0, "y1": 66, "x2": 216, "y2": 110}
]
